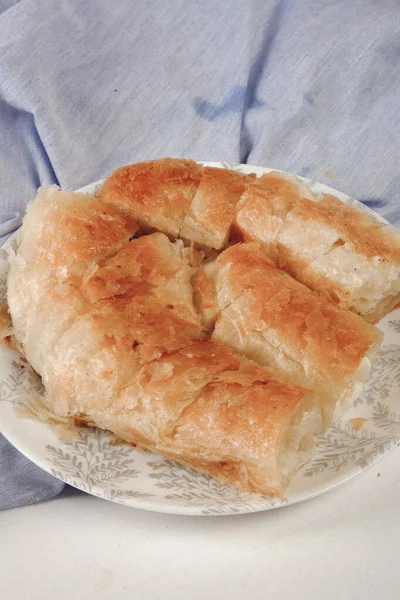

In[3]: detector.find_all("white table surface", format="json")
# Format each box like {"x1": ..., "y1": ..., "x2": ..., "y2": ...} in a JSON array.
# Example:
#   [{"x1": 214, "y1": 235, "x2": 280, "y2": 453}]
[{"x1": 1, "y1": 446, "x2": 399, "y2": 600}]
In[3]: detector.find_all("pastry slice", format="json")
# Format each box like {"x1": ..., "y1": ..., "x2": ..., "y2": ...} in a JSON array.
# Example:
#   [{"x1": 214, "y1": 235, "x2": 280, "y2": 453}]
[
  {"x1": 48, "y1": 337, "x2": 323, "y2": 499},
  {"x1": 98, "y1": 158, "x2": 203, "y2": 237},
  {"x1": 195, "y1": 243, "x2": 382, "y2": 423},
  {"x1": 180, "y1": 166, "x2": 248, "y2": 249},
  {"x1": 233, "y1": 172, "x2": 400, "y2": 322}
]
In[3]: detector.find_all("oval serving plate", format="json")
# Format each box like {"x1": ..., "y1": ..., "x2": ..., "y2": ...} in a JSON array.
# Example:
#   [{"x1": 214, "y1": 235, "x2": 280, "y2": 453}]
[{"x1": 0, "y1": 162, "x2": 400, "y2": 516}]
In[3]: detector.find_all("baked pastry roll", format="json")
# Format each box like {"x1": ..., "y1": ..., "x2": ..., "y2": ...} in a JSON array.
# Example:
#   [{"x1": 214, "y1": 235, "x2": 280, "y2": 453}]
[
  {"x1": 195, "y1": 243, "x2": 382, "y2": 423},
  {"x1": 98, "y1": 158, "x2": 203, "y2": 237},
  {"x1": 49, "y1": 335, "x2": 323, "y2": 499},
  {"x1": 233, "y1": 172, "x2": 400, "y2": 323},
  {"x1": 7, "y1": 186, "x2": 137, "y2": 373},
  {"x1": 180, "y1": 166, "x2": 248, "y2": 249}
]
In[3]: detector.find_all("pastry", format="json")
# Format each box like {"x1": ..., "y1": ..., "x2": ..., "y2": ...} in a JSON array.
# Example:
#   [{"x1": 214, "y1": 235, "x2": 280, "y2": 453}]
[
  {"x1": 6, "y1": 159, "x2": 392, "y2": 498},
  {"x1": 194, "y1": 242, "x2": 382, "y2": 424},
  {"x1": 233, "y1": 171, "x2": 400, "y2": 322}
]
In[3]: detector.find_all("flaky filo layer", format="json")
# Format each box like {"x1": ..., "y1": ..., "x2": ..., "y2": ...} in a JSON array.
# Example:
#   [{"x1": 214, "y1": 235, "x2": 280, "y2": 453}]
[
  {"x1": 194, "y1": 243, "x2": 382, "y2": 425},
  {"x1": 233, "y1": 172, "x2": 400, "y2": 323}
]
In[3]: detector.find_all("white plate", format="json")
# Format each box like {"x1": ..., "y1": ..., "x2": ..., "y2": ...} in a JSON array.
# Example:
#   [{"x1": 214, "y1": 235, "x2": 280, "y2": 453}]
[{"x1": 1, "y1": 162, "x2": 400, "y2": 516}]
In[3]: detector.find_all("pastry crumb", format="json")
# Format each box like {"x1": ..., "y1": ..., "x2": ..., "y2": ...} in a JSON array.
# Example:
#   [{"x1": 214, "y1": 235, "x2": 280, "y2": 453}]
[{"x1": 349, "y1": 417, "x2": 368, "y2": 431}]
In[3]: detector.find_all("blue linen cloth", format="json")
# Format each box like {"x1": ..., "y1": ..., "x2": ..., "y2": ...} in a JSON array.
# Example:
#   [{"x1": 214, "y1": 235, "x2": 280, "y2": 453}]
[{"x1": 0, "y1": 0, "x2": 399, "y2": 509}]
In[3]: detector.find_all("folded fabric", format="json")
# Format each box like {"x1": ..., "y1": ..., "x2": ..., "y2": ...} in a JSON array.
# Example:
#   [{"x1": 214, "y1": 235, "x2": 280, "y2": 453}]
[
  {"x1": 0, "y1": 212, "x2": 21, "y2": 239},
  {"x1": 0, "y1": 433, "x2": 64, "y2": 510}
]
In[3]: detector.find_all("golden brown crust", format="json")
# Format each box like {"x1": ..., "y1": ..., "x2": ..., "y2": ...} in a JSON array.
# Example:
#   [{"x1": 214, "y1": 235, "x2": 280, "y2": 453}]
[
  {"x1": 233, "y1": 172, "x2": 400, "y2": 321},
  {"x1": 89, "y1": 341, "x2": 317, "y2": 498},
  {"x1": 217, "y1": 243, "x2": 380, "y2": 370},
  {"x1": 209, "y1": 243, "x2": 382, "y2": 417},
  {"x1": 98, "y1": 158, "x2": 203, "y2": 237},
  {"x1": 275, "y1": 243, "x2": 390, "y2": 322},
  {"x1": 95, "y1": 295, "x2": 200, "y2": 355},
  {"x1": 84, "y1": 233, "x2": 201, "y2": 329},
  {"x1": 294, "y1": 193, "x2": 400, "y2": 262},
  {"x1": 232, "y1": 172, "x2": 299, "y2": 260},
  {"x1": 20, "y1": 191, "x2": 137, "y2": 279},
  {"x1": 180, "y1": 167, "x2": 248, "y2": 249},
  {"x1": 46, "y1": 296, "x2": 202, "y2": 416},
  {"x1": 172, "y1": 372, "x2": 309, "y2": 498}
]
